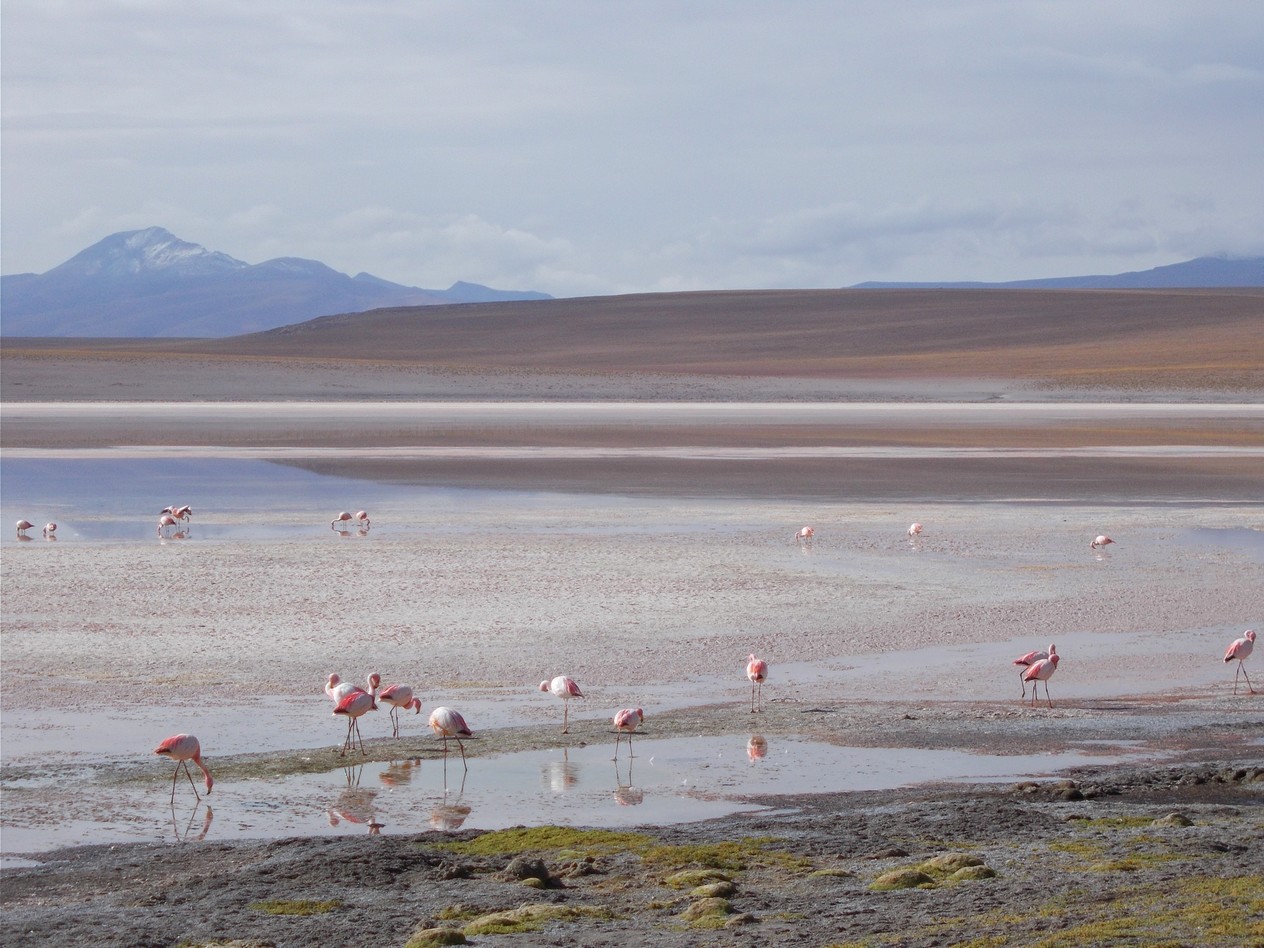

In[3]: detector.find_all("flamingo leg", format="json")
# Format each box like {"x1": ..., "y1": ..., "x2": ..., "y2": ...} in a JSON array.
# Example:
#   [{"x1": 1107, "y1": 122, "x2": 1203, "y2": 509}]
[
  {"x1": 457, "y1": 738, "x2": 468, "y2": 769},
  {"x1": 339, "y1": 717, "x2": 355, "y2": 757},
  {"x1": 1044, "y1": 681, "x2": 1054, "y2": 708},
  {"x1": 562, "y1": 700, "x2": 570, "y2": 734},
  {"x1": 613, "y1": 732, "x2": 622, "y2": 760},
  {"x1": 355, "y1": 718, "x2": 367, "y2": 756},
  {"x1": 1019, "y1": 667, "x2": 1028, "y2": 698},
  {"x1": 750, "y1": 682, "x2": 756, "y2": 714},
  {"x1": 390, "y1": 707, "x2": 400, "y2": 738},
  {"x1": 627, "y1": 732, "x2": 635, "y2": 759}
]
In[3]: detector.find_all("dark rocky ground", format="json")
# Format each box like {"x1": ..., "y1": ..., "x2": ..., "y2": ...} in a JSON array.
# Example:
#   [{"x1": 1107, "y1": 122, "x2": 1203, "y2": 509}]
[{"x1": 3, "y1": 759, "x2": 1261, "y2": 948}]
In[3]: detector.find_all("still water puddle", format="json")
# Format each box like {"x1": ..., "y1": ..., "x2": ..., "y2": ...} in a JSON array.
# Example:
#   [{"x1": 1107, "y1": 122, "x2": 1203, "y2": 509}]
[{"x1": 1, "y1": 733, "x2": 1171, "y2": 855}]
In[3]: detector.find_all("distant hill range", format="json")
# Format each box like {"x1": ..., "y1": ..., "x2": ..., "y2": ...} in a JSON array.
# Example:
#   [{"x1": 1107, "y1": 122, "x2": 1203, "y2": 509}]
[
  {"x1": 0, "y1": 227, "x2": 552, "y2": 337},
  {"x1": 852, "y1": 255, "x2": 1264, "y2": 290}
]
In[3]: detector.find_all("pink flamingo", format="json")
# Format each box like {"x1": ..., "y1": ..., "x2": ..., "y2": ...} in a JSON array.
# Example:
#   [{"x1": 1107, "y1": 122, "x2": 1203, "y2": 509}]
[
  {"x1": 540, "y1": 676, "x2": 584, "y2": 733},
  {"x1": 354, "y1": 510, "x2": 370, "y2": 527},
  {"x1": 1224, "y1": 629, "x2": 1256, "y2": 695},
  {"x1": 1013, "y1": 644, "x2": 1056, "y2": 698},
  {"x1": 325, "y1": 672, "x2": 380, "y2": 705},
  {"x1": 747, "y1": 653, "x2": 768, "y2": 713},
  {"x1": 795, "y1": 525, "x2": 814, "y2": 543},
  {"x1": 331, "y1": 511, "x2": 353, "y2": 529},
  {"x1": 16, "y1": 519, "x2": 34, "y2": 538},
  {"x1": 378, "y1": 683, "x2": 422, "y2": 737},
  {"x1": 157, "y1": 514, "x2": 177, "y2": 537},
  {"x1": 1090, "y1": 535, "x2": 1114, "y2": 550},
  {"x1": 1022, "y1": 652, "x2": 1060, "y2": 707},
  {"x1": 43, "y1": 522, "x2": 57, "y2": 538},
  {"x1": 429, "y1": 706, "x2": 473, "y2": 767},
  {"x1": 334, "y1": 689, "x2": 377, "y2": 757},
  {"x1": 153, "y1": 733, "x2": 213, "y2": 803},
  {"x1": 908, "y1": 522, "x2": 923, "y2": 537},
  {"x1": 612, "y1": 708, "x2": 644, "y2": 758}
]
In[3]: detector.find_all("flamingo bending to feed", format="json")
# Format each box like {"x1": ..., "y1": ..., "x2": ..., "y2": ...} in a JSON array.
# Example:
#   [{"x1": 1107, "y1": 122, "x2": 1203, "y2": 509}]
[
  {"x1": 1013, "y1": 644, "x2": 1056, "y2": 698},
  {"x1": 354, "y1": 510, "x2": 370, "y2": 527},
  {"x1": 1090, "y1": 535, "x2": 1114, "y2": 550},
  {"x1": 747, "y1": 653, "x2": 768, "y2": 713},
  {"x1": 332, "y1": 511, "x2": 353, "y2": 529},
  {"x1": 157, "y1": 514, "x2": 178, "y2": 537},
  {"x1": 378, "y1": 683, "x2": 422, "y2": 737},
  {"x1": 1224, "y1": 629, "x2": 1256, "y2": 695},
  {"x1": 795, "y1": 526, "x2": 814, "y2": 543},
  {"x1": 325, "y1": 672, "x2": 380, "y2": 704},
  {"x1": 16, "y1": 519, "x2": 34, "y2": 538},
  {"x1": 908, "y1": 522, "x2": 923, "y2": 537},
  {"x1": 612, "y1": 708, "x2": 644, "y2": 758},
  {"x1": 334, "y1": 689, "x2": 377, "y2": 757},
  {"x1": 1022, "y1": 652, "x2": 1060, "y2": 707},
  {"x1": 43, "y1": 522, "x2": 57, "y2": 538},
  {"x1": 429, "y1": 707, "x2": 473, "y2": 767},
  {"x1": 540, "y1": 676, "x2": 584, "y2": 733},
  {"x1": 154, "y1": 733, "x2": 213, "y2": 803}
]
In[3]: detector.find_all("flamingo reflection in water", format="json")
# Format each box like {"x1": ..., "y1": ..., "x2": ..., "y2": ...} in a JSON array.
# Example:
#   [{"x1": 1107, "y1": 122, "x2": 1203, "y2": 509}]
[
  {"x1": 613, "y1": 754, "x2": 644, "y2": 807},
  {"x1": 543, "y1": 748, "x2": 579, "y2": 794},
  {"x1": 430, "y1": 770, "x2": 471, "y2": 829},
  {"x1": 747, "y1": 734, "x2": 769, "y2": 763},
  {"x1": 169, "y1": 803, "x2": 214, "y2": 843},
  {"x1": 328, "y1": 765, "x2": 382, "y2": 834},
  {"x1": 379, "y1": 758, "x2": 422, "y2": 787}
]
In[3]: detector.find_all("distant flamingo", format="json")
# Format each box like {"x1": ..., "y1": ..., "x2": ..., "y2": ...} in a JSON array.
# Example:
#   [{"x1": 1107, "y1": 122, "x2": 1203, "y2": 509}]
[
  {"x1": 747, "y1": 734, "x2": 769, "y2": 762},
  {"x1": 612, "y1": 708, "x2": 644, "y2": 758},
  {"x1": 1090, "y1": 535, "x2": 1114, "y2": 550},
  {"x1": 908, "y1": 522, "x2": 923, "y2": 537},
  {"x1": 334, "y1": 689, "x2": 377, "y2": 757},
  {"x1": 354, "y1": 510, "x2": 370, "y2": 527},
  {"x1": 1013, "y1": 644, "x2": 1056, "y2": 698},
  {"x1": 378, "y1": 683, "x2": 422, "y2": 737},
  {"x1": 1224, "y1": 629, "x2": 1256, "y2": 695},
  {"x1": 153, "y1": 733, "x2": 213, "y2": 803},
  {"x1": 16, "y1": 519, "x2": 34, "y2": 538},
  {"x1": 325, "y1": 672, "x2": 380, "y2": 705},
  {"x1": 747, "y1": 653, "x2": 768, "y2": 713},
  {"x1": 540, "y1": 675, "x2": 584, "y2": 733},
  {"x1": 157, "y1": 514, "x2": 177, "y2": 537},
  {"x1": 42, "y1": 522, "x2": 57, "y2": 538},
  {"x1": 332, "y1": 511, "x2": 353, "y2": 529},
  {"x1": 795, "y1": 525, "x2": 814, "y2": 543},
  {"x1": 429, "y1": 706, "x2": 473, "y2": 767},
  {"x1": 1022, "y1": 652, "x2": 1060, "y2": 707}
]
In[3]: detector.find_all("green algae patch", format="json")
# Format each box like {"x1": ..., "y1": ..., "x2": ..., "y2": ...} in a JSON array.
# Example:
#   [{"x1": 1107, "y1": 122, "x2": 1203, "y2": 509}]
[
  {"x1": 664, "y1": 868, "x2": 732, "y2": 889},
  {"x1": 948, "y1": 865, "x2": 998, "y2": 882},
  {"x1": 248, "y1": 898, "x2": 342, "y2": 916},
  {"x1": 402, "y1": 928, "x2": 469, "y2": 948},
  {"x1": 462, "y1": 903, "x2": 616, "y2": 936},
  {"x1": 680, "y1": 896, "x2": 734, "y2": 929},
  {"x1": 438, "y1": 826, "x2": 649, "y2": 858},
  {"x1": 870, "y1": 868, "x2": 936, "y2": 891},
  {"x1": 918, "y1": 853, "x2": 985, "y2": 876},
  {"x1": 691, "y1": 880, "x2": 737, "y2": 898}
]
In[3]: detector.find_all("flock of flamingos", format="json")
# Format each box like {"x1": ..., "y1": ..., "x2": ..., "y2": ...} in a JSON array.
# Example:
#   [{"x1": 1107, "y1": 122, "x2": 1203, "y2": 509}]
[{"x1": 11, "y1": 511, "x2": 1258, "y2": 809}]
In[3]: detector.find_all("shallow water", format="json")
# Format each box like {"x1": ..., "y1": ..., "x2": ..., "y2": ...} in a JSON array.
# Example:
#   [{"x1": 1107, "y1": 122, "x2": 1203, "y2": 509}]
[{"x1": 0, "y1": 733, "x2": 1178, "y2": 855}]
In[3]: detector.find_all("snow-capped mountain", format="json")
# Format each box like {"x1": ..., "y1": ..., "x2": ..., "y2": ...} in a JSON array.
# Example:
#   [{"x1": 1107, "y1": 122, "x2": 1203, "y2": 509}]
[{"x1": 0, "y1": 227, "x2": 552, "y2": 337}]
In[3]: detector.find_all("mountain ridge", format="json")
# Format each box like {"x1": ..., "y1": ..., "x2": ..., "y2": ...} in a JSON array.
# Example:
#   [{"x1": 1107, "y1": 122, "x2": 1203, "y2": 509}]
[{"x1": 0, "y1": 227, "x2": 552, "y2": 337}]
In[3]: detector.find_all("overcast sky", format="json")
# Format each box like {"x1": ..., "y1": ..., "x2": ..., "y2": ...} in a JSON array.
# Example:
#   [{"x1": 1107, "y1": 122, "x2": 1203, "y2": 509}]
[{"x1": 3, "y1": 2, "x2": 1261, "y2": 296}]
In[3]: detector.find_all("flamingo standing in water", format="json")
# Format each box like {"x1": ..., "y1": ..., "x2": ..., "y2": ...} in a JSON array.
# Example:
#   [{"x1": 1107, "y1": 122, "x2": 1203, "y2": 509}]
[
  {"x1": 1013, "y1": 644, "x2": 1056, "y2": 698},
  {"x1": 1224, "y1": 629, "x2": 1256, "y2": 695},
  {"x1": 747, "y1": 654, "x2": 768, "y2": 713},
  {"x1": 42, "y1": 522, "x2": 57, "y2": 539},
  {"x1": 1022, "y1": 652, "x2": 1060, "y2": 707},
  {"x1": 908, "y1": 522, "x2": 923, "y2": 538},
  {"x1": 334, "y1": 689, "x2": 377, "y2": 757},
  {"x1": 429, "y1": 707, "x2": 473, "y2": 767},
  {"x1": 157, "y1": 514, "x2": 178, "y2": 537},
  {"x1": 795, "y1": 526, "x2": 814, "y2": 544},
  {"x1": 16, "y1": 519, "x2": 34, "y2": 538},
  {"x1": 612, "y1": 708, "x2": 644, "y2": 758},
  {"x1": 325, "y1": 672, "x2": 380, "y2": 705},
  {"x1": 378, "y1": 683, "x2": 422, "y2": 737},
  {"x1": 540, "y1": 676, "x2": 584, "y2": 733},
  {"x1": 354, "y1": 510, "x2": 370, "y2": 527},
  {"x1": 332, "y1": 511, "x2": 353, "y2": 529},
  {"x1": 153, "y1": 733, "x2": 214, "y2": 803},
  {"x1": 1090, "y1": 535, "x2": 1114, "y2": 550}
]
